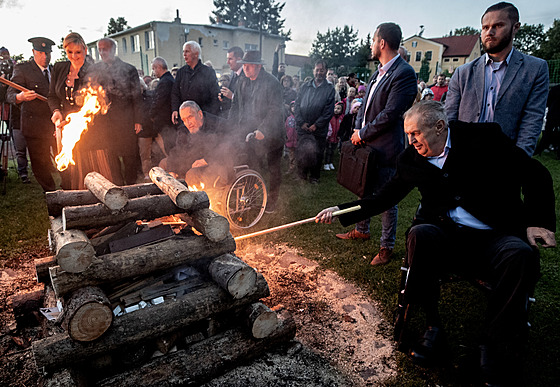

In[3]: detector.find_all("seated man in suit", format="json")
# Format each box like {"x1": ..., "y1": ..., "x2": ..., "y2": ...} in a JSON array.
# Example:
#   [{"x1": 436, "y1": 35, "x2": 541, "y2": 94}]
[
  {"x1": 161, "y1": 100, "x2": 234, "y2": 188},
  {"x1": 316, "y1": 100, "x2": 556, "y2": 386}
]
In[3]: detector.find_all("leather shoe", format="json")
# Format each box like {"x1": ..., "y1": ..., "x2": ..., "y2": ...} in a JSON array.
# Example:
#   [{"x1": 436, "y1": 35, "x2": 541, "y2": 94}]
[
  {"x1": 409, "y1": 326, "x2": 441, "y2": 367},
  {"x1": 335, "y1": 229, "x2": 370, "y2": 240},
  {"x1": 370, "y1": 247, "x2": 393, "y2": 265},
  {"x1": 21, "y1": 176, "x2": 31, "y2": 184}
]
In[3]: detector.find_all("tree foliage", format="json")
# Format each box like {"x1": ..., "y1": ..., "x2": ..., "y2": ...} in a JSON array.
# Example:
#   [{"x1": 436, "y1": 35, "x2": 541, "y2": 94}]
[
  {"x1": 57, "y1": 37, "x2": 67, "y2": 62},
  {"x1": 106, "y1": 17, "x2": 129, "y2": 36},
  {"x1": 418, "y1": 55, "x2": 431, "y2": 83},
  {"x1": 445, "y1": 26, "x2": 480, "y2": 37},
  {"x1": 310, "y1": 25, "x2": 360, "y2": 71},
  {"x1": 513, "y1": 23, "x2": 545, "y2": 56},
  {"x1": 536, "y1": 19, "x2": 560, "y2": 60},
  {"x1": 209, "y1": 0, "x2": 291, "y2": 38}
]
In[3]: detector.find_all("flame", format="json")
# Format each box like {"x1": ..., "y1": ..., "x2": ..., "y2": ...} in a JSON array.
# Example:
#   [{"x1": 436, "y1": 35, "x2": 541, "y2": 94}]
[
  {"x1": 187, "y1": 182, "x2": 205, "y2": 191},
  {"x1": 55, "y1": 86, "x2": 108, "y2": 171}
]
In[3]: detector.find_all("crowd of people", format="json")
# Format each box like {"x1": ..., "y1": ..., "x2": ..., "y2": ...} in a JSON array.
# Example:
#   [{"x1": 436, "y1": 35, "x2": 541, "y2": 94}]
[{"x1": 0, "y1": 1, "x2": 558, "y2": 385}]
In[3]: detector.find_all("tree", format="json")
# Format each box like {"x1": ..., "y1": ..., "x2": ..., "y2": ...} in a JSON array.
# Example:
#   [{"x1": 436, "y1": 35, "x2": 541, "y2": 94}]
[
  {"x1": 57, "y1": 37, "x2": 67, "y2": 62},
  {"x1": 536, "y1": 19, "x2": 560, "y2": 60},
  {"x1": 310, "y1": 25, "x2": 359, "y2": 71},
  {"x1": 106, "y1": 17, "x2": 129, "y2": 36},
  {"x1": 445, "y1": 26, "x2": 480, "y2": 37},
  {"x1": 513, "y1": 23, "x2": 545, "y2": 56},
  {"x1": 209, "y1": 0, "x2": 291, "y2": 38},
  {"x1": 418, "y1": 55, "x2": 431, "y2": 83}
]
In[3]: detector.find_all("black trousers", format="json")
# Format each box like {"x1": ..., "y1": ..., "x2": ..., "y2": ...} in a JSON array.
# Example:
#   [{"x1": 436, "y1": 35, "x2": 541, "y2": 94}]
[
  {"x1": 25, "y1": 136, "x2": 56, "y2": 192},
  {"x1": 405, "y1": 223, "x2": 539, "y2": 348}
]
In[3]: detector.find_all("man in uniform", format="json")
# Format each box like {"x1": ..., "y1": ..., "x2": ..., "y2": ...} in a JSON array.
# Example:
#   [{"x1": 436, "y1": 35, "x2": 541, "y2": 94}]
[{"x1": 7, "y1": 37, "x2": 56, "y2": 191}]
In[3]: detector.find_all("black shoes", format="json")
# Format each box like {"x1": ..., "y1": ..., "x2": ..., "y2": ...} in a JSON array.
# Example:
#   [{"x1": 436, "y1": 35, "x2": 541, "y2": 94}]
[
  {"x1": 21, "y1": 175, "x2": 31, "y2": 184},
  {"x1": 409, "y1": 326, "x2": 442, "y2": 367}
]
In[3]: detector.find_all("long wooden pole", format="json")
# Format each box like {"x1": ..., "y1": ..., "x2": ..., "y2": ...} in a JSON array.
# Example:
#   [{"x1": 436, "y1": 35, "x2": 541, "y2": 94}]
[
  {"x1": 234, "y1": 205, "x2": 361, "y2": 241},
  {"x1": 0, "y1": 77, "x2": 48, "y2": 102}
]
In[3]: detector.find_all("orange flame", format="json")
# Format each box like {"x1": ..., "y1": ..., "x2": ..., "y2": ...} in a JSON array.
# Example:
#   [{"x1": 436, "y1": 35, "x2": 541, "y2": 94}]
[
  {"x1": 187, "y1": 182, "x2": 205, "y2": 191},
  {"x1": 55, "y1": 86, "x2": 108, "y2": 171}
]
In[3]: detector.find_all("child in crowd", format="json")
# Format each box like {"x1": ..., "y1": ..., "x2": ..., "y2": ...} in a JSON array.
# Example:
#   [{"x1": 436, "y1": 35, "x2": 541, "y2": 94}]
[
  {"x1": 338, "y1": 99, "x2": 362, "y2": 146},
  {"x1": 324, "y1": 102, "x2": 344, "y2": 171},
  {"x1": 344, "y1": 87, "x2": 356, "y2": 115},
  {"x1": 285, "y1": 101, "x2": 297, "y2": 173}
]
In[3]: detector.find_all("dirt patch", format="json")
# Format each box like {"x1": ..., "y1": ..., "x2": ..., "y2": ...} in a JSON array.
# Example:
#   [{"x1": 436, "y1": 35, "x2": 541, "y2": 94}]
[{"x1": 0, "y1": 244, "x2": 397, "y2": 386}]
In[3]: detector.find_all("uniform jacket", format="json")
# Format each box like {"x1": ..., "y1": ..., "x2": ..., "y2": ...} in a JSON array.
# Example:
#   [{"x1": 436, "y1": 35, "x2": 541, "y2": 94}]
[
  {"x1": 445, "y1": 49, "x2": 549, "y2": 156},
  {"x1": 295, "y1": 79, "x2": 335, "y2": 138},
  {"x1": 171, "y1": 60, "x2": 219, "y2": 116},
  {"x1": 229, "y1": 68, "x2": 285, "y2": 151},
  {"x1": 355, "y1": 56, "x2": 417, "y2": 167},
  {"x1": 7, "y1": 60, "x2": 53, "y2": 139},
  {"x1": 150, "y1": 70, "x2": 174, "y2": 131},
  {"x1": 338, "y1": 121, "x2": 556, "y2": 238}
]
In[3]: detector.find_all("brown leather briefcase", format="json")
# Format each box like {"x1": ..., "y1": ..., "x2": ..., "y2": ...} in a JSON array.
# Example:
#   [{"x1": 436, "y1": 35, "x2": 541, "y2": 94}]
[{"x1": 336, "y1": 141, "x2": 376, "y2": 198}]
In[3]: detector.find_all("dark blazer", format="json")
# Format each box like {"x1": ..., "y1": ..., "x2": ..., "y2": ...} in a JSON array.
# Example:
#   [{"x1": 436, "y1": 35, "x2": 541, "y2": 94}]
[
  {"x1": 338, "y1": 121, "x2": 556, "y2": 238},
  {"x1": 171, "y1": 60, "x2": 220, "y2": 116},
  {"x1": 150, "y1": 70, "x2": 174, "y2": 131},
  {"x1": 355, "y1": 56, "x2": 418, "y2": 167},
  {"x1": 445, "y1": 49, "x2": 549, "y2": 156},
  {"x1": 7, "y1": 60, "x2": 53, "y2": 138},
  {"x1": 48, "y1": 60, "x2": 89, "y2": 115},
  {"x1": 295, "y1": 79, "x2": 335, "y2": 138}
]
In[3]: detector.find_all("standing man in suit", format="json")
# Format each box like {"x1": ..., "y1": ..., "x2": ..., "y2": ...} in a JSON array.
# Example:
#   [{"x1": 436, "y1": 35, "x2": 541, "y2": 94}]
[
  {"x1": 219, "y1": 46, "x2": 244, "y2": 107},
  {"x1": 150, "y1": 56, "x2": 175, "y2": 155},
  {"x1": 445, "y1": 2, "x2": 549, "y2": 156},
  {"x1": 7, "y1": 37, "x2": 56, "y2": 191},
  {"x1": 335, "y1": 22, "x2": 417, "y2": 266}
]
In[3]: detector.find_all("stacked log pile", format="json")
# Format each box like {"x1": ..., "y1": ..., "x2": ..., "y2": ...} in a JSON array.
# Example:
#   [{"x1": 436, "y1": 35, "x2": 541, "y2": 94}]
[{"x1": 12, "y1": 168, "x2": 295, "y2": 386}]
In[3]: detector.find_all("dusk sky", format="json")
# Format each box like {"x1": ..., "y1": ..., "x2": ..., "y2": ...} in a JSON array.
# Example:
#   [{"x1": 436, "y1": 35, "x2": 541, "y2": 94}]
[{"x1": 1, "y1": 0, "x2": 559, "y2": 61}]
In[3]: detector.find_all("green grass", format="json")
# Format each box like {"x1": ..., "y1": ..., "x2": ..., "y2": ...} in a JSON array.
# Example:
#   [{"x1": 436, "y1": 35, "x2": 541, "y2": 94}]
[{"x1": 1, "y1": 151, "x2": 559, "y2": 386}]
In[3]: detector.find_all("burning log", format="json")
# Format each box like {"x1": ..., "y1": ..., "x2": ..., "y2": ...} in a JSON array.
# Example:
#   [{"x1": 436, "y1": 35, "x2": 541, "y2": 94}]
[
  {"x1": 32, "y1": 273, "x2": 270, "y2": 371},
  {"x1": 96, "y1": 311, "x2": 296, "y2": 387},
  {"x1": 149, "y1": 167, "x2": 209, "y2": 211},
  {"x1": 84, "y1": 172, "x2": 128, "y2": 211},
  {"x1": 244, "y1": 302, "x2": 279, "y2": 339},
  {"x1": 49, "y1": 235, "x2": 236, "y2": 297},
  {"x1": 186, "y1": 208, "x2": 231, "y2": 242},
  {"x1": 61, "y1": 194, "x2": 207, "y2": 231},
  {"x1": 35, "y1": 256, "x2": 56, "y2": 283},
  {"x1": 208, "y1": 253, "x2": 257, "y2": 299},
  {"x1": 45, "y1": 181, "x2": 187, "y2": 217},
  {"x1": 53, "y1": 229, "x2": 95, "y2": 273},
  {"x1": 62, "y1": 286, "x2": 112, "y2": 342}
]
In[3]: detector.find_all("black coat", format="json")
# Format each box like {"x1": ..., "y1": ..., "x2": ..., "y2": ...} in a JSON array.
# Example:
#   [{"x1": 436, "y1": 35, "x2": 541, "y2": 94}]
[
  {"x1": 338, "y1": 121, "x2": 556, "y2": 238},
  {"x1": 171, "y1": 60, "x2": 219, "y2": 116},
  {"x1": 150, "y1": 71, "x2": 174, "y2": 131},
  {"x1": 295, "y1": 79, "x2": 335, "y2": 138},
  {"x1": 7, "y1": 60, "x2": 53, "y2": 139}
]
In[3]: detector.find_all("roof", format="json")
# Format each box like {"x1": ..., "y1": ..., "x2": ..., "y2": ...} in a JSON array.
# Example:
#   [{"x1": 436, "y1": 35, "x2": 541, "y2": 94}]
[
  {"x1": 429, "y1": 34, "x2": 480, "y2": 57},
  {"x1": 285, "y1": 54, "x2": 311, "y2": 68}
]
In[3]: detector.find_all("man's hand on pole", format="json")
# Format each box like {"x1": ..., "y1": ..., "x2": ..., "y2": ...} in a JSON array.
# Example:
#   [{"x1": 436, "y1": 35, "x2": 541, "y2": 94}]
[{"x1": 315, "y1": 206, "x2": 340, "y2": 224}]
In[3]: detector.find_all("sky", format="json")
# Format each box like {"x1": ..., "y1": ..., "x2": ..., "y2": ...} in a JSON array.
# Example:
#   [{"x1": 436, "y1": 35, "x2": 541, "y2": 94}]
[{"x1": 1, "y1": 0, "x2": 559, "y2": 61}]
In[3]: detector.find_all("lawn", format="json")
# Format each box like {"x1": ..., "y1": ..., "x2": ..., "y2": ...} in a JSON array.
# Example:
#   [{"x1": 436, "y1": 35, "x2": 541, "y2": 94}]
[{"x1": 1, "y1": 150, "x2": 559, "y2": 386}]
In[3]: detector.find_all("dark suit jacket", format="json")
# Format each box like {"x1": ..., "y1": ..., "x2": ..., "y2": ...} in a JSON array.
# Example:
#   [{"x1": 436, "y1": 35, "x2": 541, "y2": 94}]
[
  {"x1": 171, "y1": 60, "x2": 220, "y2": 116},
  {"x1": 150, "y1": 71, "x2": 174, "y2": 131},
  {"x1": 355, "y1": 56, "x2": 418, "y2": 167},
  {"x1": 338, "y1": 121, "x2": 556, "y2": 238},
  {"x1": 7, "y1": 60, "x2": 53, "y2": 139},
  {"x1": 445, "y1": 49, "x2": 549, "y2": 156}
]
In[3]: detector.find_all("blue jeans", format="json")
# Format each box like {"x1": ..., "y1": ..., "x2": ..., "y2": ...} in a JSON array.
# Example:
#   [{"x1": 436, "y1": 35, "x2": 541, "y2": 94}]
[{"x1": 355, "y1": 166, "x2": 398, "y2": 249}]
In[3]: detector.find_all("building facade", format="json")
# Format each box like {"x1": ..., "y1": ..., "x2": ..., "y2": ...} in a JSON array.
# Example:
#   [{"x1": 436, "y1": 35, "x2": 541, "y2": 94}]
[{"x1": 87, "y1": 11, "x2": 287, "y2": 76}]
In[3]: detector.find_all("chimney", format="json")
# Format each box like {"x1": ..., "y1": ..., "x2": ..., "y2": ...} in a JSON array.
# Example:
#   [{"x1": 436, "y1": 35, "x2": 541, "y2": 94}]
[{"x1": 174, "y1": 9, "x2": 181, "y2": 23}]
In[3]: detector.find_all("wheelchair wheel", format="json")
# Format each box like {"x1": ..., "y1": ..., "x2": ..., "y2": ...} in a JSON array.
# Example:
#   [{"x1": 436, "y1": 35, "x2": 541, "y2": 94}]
[{"x1": 224, "y1": 169, "x2": 267, "y2": 229}]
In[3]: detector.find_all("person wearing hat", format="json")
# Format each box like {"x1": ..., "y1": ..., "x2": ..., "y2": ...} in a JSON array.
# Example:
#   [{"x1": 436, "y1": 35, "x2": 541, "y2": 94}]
[
  {"x1": 229, "y1": 50, "x2": 284, "y2": 213},
  {"x1": 7, "y1": 37, "x2": 57, "y2": 191}
]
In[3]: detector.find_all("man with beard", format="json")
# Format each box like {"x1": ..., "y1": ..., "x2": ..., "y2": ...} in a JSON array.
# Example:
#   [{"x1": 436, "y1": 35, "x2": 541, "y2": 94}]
[
  {"x1": 335, "y1": 22, "x2": 417, "y2": 267},
  {"x1": 445, "y1": 2, "x2": 549, "y2": 156}
]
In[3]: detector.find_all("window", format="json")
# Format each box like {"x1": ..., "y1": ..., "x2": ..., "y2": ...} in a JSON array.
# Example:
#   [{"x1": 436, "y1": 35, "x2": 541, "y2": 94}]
[
  {"x1": 425, "y1": 51, "x2": 432, "y2": 61},
  {"x1": 223, "y1": 40, "x2": 229, "y2": 49},
  {"x1": 245, "y1": 43, "x2": 258, "y2": 51},
  {"x1": 412, "y1": 41, "x2": 417, "y2": 48},
  {"x1": 198, "y1": 37, "x2": 203, "y2": 47},
  {"x1": 444, "y1": 58, "x2": 450, "y2": 62},
  {"x1": 145, "y1": 31, "x2": 154, "y2": 50},
  {"x1": 131, "y1": 35, "x2": 140, "y2": 52},
  {"x1": 213, "y1": 39, "x2": 218, "y2": 46},
  {"x1": 453, "y1": 58, "x2": 459, "y2": 62},
  {"x1": 121, "y1": 38, "x2": 127, "y2": 54},
  {"x1": 415, "y1": 51, "x2": 422, "y2": 62}
]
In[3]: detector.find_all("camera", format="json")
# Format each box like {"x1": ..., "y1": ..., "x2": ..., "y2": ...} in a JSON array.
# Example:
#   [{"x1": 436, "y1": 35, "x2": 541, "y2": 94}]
[{"x1": 0, "y1": 59, "x2": 13, "y2": 78}]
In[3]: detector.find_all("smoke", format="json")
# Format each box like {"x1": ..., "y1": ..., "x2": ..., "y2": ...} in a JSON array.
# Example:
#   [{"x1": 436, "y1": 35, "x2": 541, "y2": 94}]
[{"x1": 296, "y1": 134, "x2": 318, "y2": 171}]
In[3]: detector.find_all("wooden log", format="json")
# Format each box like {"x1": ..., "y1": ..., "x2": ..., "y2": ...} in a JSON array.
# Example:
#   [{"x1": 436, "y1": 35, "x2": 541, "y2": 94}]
[
  {"x1": 32, "y1": 273, "x2": 270, "y2": 371},
  {"x1": 96, "y1": 310, "x2": 296, "y2": 386},
  {"x1": 208, "y1": 253, "x2": 257, "y2": 299},
  {"x1": 62, "y1": 286, "x2": 112, "y2": 342},
  {"x1": 35, "y1": 256, "x2": 56, "y2": 283},
  {"x1": 149, "y1": 167, "x2": 210, "y2": 210},
  {"x1": 84, "y1": 172, "x2": 128, "y2": 211},
  {"x1": 11, "y1": 288, "x2": 45, "y2": 325},
  {"x1": 50, "y1": 234, "x2": 236, "y2": 297},
  {"x1": 53, "y1": 229, "x2": 95, "y2": 273},
  {"x1": 45, "y1": 180, "x2": 188, "y2": 217},
  {"x1": 187, "y1": 208, "x2": 231, "y2": 242},
  {"x1": 245, "y1": 302, "x2": 279, "y2": 339},
  {"x1": 43, "y1": 368, "x2": 86, "y2": 387},
  {"x1": 48, "y1": 217, "x2": 64, "y2": 252}
]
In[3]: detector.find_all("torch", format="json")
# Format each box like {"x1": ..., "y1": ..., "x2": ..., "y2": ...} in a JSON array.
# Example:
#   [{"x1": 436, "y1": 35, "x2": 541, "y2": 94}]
[
  {"x1": 234, "y1": 205, "x2": 361, "y2": 241},
  {"x1": 0, "y1": 77, "x2": 48, "y2": 101}
]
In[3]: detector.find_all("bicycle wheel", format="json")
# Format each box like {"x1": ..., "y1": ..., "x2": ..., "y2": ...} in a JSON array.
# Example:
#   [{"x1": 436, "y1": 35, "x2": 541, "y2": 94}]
[{"x1": 224, "y1": 169, "x2": 267, "y2": 229}]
